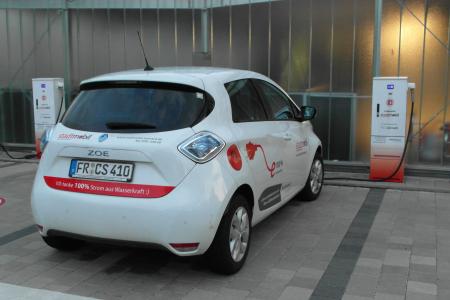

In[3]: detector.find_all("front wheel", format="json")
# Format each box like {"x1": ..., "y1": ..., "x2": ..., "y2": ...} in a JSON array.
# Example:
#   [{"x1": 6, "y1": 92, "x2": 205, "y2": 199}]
[
  {"x1": 207, "y1": 194, "x2": 251, "y2": 275},
  {"x1": 300, "y1": 154, "x2": 324, "y2": 201}
]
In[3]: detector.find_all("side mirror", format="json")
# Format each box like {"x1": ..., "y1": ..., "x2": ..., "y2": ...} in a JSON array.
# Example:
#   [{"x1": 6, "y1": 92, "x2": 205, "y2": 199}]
[{"x1": 300, "y1": 106, "x2": 316, "y2": 121}]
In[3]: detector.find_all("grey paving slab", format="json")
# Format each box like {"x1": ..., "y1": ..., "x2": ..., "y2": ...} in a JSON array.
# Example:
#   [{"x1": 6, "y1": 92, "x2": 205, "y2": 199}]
[
  {"x1": 407, "y1": 281, "x2": 438, "y2": 296},
  {"x1": 278, "y1": 286, "x2": 313, "y2": 300},
  {"x1": 374, "y1": 292, "x2": 404, "y2": 300}
]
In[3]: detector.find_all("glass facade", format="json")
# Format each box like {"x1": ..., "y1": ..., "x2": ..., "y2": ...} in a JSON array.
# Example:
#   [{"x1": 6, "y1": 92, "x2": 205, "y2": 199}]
[{"x1": 0, "y1": 0, "x2": 449, "y2": 165}]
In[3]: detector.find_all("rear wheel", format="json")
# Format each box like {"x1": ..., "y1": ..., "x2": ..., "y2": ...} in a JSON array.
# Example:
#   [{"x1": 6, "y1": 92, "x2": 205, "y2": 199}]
[
  {"x1": 42, "y1": 236, "x2": 85, "y2": 251},
  {"x1": 207, "y1": 194, "x2": 251, "y2": 275},
  {"x1": 300, "y1": 153, "x2": 324, "y2": 201}
]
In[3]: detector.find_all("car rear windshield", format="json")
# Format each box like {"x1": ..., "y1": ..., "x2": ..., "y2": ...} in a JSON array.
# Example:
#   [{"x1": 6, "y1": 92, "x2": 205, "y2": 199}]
[{"x1": 62, "y1": 81, "x2": 213, "y2": 133}]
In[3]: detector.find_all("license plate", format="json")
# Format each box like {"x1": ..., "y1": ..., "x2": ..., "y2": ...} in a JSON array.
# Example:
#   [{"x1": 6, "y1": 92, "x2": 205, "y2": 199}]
[{"x1": 69, "y1": 160, "x2": 134, "y2": 182}]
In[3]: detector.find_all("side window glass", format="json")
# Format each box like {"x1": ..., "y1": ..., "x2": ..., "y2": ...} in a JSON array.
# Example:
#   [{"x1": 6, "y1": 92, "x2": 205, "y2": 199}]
[
  {"x1": 255, "y1": 80, "x2": 295, "y2": 121},
  {"x1": 225, "y1": 79, "x2": 267, "y2": 122}
]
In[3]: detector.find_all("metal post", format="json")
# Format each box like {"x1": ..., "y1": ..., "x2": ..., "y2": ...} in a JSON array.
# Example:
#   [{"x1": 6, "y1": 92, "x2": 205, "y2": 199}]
[
  {"x1": 228, "y1": 0, "x2": 232, "y2": 66},
  {"x1": 442, "y1": 10, "x2": 450, "y2": 163},
  {"x1": 201, "y1": 8, "x2": 209, "y2": 53},
  {"x1": 397, "y1": 0, "x2": 404, "y2": 76},
  {"x1": 174, "y1": 0, "x2": 178, "y2": 66},
  {"x1": 418, "y1": 0, "x2": 429, "y2": 162},
  {"x1": 248, "y1": 0, "x2": 251, "y2": 70},
  {"x1": 372, "y1": 0, "x2": 383, "y2": 77},
  {"x1": 267, "y1": 0, "x2": 271, "y2": 77},
  {"x1": 62, "y1": 5, "x2": 72, "y2": 107}
]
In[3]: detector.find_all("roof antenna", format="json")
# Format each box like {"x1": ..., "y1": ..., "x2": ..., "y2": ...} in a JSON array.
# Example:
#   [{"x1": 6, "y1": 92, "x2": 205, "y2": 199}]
[{"x1": 137, "y1": 31, "x2": 153, "y2": 71}]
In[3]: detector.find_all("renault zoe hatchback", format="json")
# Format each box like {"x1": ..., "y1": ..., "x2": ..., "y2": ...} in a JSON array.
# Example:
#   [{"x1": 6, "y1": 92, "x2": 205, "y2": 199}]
[{"x1": 31, "y1": 67, "x2": 323, "y2": 274}]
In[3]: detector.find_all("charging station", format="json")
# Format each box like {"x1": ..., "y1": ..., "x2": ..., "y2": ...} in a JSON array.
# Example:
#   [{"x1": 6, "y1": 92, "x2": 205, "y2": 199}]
[
  {"x1": 370, "y1": 77, "x2": 414, "y2": 182},
  {"x1": 32, "y1": 78, "x2": 65, "y2": 157}
]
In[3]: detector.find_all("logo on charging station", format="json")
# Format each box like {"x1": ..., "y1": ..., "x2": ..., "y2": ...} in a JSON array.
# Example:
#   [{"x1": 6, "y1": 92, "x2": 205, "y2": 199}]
[{"x1": 387, "y1": 84, "x2": 394, "y2": 90}]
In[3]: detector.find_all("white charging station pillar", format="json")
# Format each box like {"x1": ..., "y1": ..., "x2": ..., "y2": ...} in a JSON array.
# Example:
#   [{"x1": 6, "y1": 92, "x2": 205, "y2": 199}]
[
  {"x1": 370, "y1": 77, "x2": 410, "y2": 182},
  {"x1": 32, "y1": 78, "x2": 65, "y2": 158}
]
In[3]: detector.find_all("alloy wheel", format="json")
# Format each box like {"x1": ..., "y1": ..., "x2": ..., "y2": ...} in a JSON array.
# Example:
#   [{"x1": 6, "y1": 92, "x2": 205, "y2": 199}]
[{"x1": 229, "y1": 206, "x2": 250, "y2": 262}]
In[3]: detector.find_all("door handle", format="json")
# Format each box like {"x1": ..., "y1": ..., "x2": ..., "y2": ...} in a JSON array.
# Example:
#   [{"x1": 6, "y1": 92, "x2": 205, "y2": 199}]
[{"x1": 283, "y1": 134, "x2": 292, "y2": 141}]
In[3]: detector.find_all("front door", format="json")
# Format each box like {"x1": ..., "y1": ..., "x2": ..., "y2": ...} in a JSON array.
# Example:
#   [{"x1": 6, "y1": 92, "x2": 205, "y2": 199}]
[
  {"x1": 225, "y1": 79, "x2": 289, "y2": 219},
  {"x1": 253, "y1": 79, "x2": 309, "y2": 196}
]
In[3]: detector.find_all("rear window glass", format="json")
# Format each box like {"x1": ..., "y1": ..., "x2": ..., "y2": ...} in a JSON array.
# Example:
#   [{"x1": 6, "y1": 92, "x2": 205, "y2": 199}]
[{"x1": 62, "y1": 82, "x2": 213, "y2": 133}]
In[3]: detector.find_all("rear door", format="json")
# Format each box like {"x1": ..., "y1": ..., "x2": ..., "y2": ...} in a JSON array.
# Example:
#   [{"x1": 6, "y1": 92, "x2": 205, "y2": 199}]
[
  {"x1": 44, "y1": 81, "x2": 213, "y2": 198},
  {"x1": 225, "y1": 79, "x2": 289, "y2": 216},
  {"x1": 253, "y1": 79, "x2": 309, "y2": 196}
]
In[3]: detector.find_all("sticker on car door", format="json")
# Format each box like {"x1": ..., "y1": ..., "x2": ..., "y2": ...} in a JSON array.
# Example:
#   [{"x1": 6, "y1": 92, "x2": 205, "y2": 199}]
[
  {"x1": 258, "y1": 184, "x2": 282, "y2": 210},
  {"x1": 246, "y1": 142, "x2": 283, "y2": 177}
]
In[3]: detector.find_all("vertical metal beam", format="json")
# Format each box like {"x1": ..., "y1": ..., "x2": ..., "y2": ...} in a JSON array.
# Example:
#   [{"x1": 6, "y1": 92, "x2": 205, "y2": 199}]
[
  {"x1": 248, "y1": 0, "x2": 252, "y2": 70},
  {"x1": 418, "y1": 0, "x2": 429, "y2": 162},
  {"x1": 397, "y1": 0, "x2": 404, "y2": 76},
  {"x1": 210, "y1": 0, "x2": 214, "y2": 61},
  {"x1": 191, "y1": 0, "x2": 196, "y2": 53},
  {"x1": 62, "y1": 4, "x2": 72, "y2": 107},
  {"x1": 308, "y1": 0, "x2": 312, "y2": 89},
  {"x1": 350, "y1": 95, "x2": 357, "y2": 160},
  {"x1": 201, "y1": 6, "x2": 209, "y2": 53},
  {"x1": 6, "y1": 8, "x2": 14, "y2": 142},
  {"x1": 267, "y1": 0, "x2": 271, "y2": 77},
  {"x1": 174, "y1": 0, "x2": 178, "y2": 65},
  {"x1": 33, "y1": 10, "x2": 37, "y2": 76},
  {"x1": 329, "y1": 0, "x2": 334, "y2": 92},
  {"x1": 76, "y1": 9, "x2": 81, "y2": 80},
  {"x1": 287, "y1": 0, "x2": 292, "y2": 91},
  {"x1": 372, "y1": 0, "x2": 383, "y2": 77},
  {"x1": 441, "y1": 8, "x2": 450, "y2": 164},
  {"x1": 351, "y1": 0, "x2": 356, "y2": 93},
  {"x1": 91, "y1": 5, "x2": 95, "y2": 75},
  {"x1": 0, "y1": 9, "x2": 8, "y2": 142},
  {"x1": 106, "y1": 2, "x2": 111, "y2": 72},
  {"x1": 228, "y1": 0, "x2": 232, "y2": 66},
  {"x1": 123, "y1": 0, "x2": 127, "y2": 69},
  {"x1": 47, "y1": 1, "x2": 53, "y2": 75},
  {"x1": 328, "y1": 0, "x2": 335, "y2": 159},
  {"x1": 19, "y1": 10, "x2": 29, "y2": 142},
  {"x1": 157, "y1": 0, "x2": 160, "y2": 62}
]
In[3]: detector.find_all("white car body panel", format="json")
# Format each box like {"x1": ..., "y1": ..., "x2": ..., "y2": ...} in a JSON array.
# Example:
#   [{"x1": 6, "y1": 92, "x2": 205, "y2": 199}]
[{"x1": 31, "y1": 67, "x2": 322, "y2": 256}]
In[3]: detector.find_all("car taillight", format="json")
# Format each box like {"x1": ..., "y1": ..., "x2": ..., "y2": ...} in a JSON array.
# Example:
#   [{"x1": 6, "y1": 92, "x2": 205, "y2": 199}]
[{"x1": 178, "y1": 132, "x2": 225, "y2": 163}]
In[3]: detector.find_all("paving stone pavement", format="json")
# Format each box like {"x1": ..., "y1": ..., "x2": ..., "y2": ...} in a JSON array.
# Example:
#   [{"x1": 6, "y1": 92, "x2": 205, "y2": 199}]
[{"x1": 0, "y1": 162, "x2": 449, "y2": 299}]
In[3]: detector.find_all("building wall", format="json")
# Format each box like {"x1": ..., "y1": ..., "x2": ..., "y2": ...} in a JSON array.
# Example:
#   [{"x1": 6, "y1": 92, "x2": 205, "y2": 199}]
[{"x1": 0, "y1": 0, "x2": 449, "y2": 165}]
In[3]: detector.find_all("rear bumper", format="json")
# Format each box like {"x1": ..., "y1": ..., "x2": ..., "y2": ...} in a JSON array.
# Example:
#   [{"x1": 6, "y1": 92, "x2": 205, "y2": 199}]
[{"x1": 31, "y1": 159, "x2": 238, "y2": 256}]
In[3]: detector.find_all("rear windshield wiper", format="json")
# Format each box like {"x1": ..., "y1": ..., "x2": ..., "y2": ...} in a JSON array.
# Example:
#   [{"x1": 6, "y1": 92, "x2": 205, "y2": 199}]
[{"x1": 105, "y1": 122, "x2": 157, "y2": 130}]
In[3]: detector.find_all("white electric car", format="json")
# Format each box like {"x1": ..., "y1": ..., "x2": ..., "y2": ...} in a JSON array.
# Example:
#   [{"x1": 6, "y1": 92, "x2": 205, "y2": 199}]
[{"x1": 31, "y1": 67, "x2": 323, "y2": 274}]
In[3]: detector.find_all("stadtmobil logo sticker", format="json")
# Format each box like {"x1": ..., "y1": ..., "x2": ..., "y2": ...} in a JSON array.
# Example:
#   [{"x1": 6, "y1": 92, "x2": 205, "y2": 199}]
[
  {"x1": 58, "y1": 133, "x2": 93, "y2": 140},
  {"x1": 44, "y1": 176, "x2": 174, "y2": 198},
  {"x1": 0, "y1": 197, "x2": 6, "y2": 207}
]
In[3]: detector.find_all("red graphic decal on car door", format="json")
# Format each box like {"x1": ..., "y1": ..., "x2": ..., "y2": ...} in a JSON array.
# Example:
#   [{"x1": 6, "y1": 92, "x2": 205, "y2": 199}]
[{"x1": 246, "y1": 142, "x2": 276, "y2": 177}]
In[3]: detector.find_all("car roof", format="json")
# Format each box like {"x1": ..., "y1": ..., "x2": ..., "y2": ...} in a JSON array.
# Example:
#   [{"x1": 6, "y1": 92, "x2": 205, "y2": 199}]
[{"x1": 80, "y1": 67, "x2": 269, "y2": 90}]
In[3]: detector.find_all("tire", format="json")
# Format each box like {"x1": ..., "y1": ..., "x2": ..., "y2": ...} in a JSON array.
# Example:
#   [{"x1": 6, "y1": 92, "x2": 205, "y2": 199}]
[
  {"x1": 42, "y1": 236, "x2": 85, "y2": 251},
  {"x1": 207, "y1": 194, "x2": 252, "y2": 275},
  {"x1": 300, "y1": 153, "x2": 324, "y2": 202}
]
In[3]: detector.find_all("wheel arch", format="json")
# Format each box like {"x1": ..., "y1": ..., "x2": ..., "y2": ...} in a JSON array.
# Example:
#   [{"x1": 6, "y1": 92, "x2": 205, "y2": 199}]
[
  {"x1": 224, "y1": 184, "x2": 254, "y2": 218},
  {"x1": 233, "y1": 184, "x2": 254, "y2": 215},
  {"x1": 316, "y1": 145, "x2": 323, "y2": 157}
]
